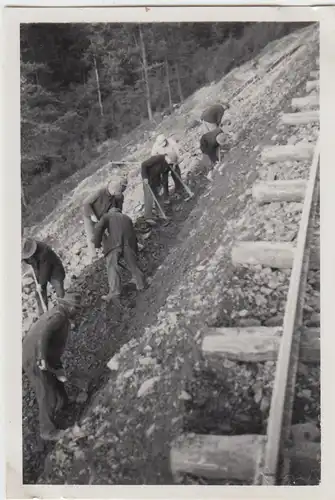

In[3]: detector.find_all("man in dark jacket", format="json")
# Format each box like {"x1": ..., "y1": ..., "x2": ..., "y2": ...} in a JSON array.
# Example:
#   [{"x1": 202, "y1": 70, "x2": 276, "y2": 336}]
[
  {"x1": 22, "y1": 238, "x2": 66, "y2": 315},
  {"x1": 82, "y1": 176, "x2": 128, "y2": 260},
  {"x1": 22, "y1": 292, "x2": 82, "y2": 441},
  {"x1": 201, "y1": 102, "x2": 230, "y2": 130},
  {"x1": 93, "y1": 207, "x2": 145, "y2": 307},
  {"x1": 141, "y1": 154, "x2": 172, "y2": 220},
  {"x1": 200, "y1": 127, "x2": 229, "y2": 166}
]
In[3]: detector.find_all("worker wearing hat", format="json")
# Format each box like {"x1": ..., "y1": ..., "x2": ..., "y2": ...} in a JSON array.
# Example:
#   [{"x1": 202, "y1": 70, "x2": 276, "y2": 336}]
[
  {"x1": 22, "y1": 292, "x2": 82, "y2": 441},
  {"x1": 22, "y1": 238, "x2": 66, "y2": 315},
  {"x1": 200, "y1": 101, "x2": 230, "y2": 131},
  {"x1": 200, "y1": 127, "x2": 230, "y2": 166},
  {"x1": 141, "y1": 153, "x2": 172, "y2": 221},
  {"x1": 151, "y1": 134, "x2": 184, "y2": 197},
  {"x1": 82, "y1": 175, "x2": 128, "y2": 260},
  {"x1": 93, "y1": 207, "x2": 145, "y2": 307}
]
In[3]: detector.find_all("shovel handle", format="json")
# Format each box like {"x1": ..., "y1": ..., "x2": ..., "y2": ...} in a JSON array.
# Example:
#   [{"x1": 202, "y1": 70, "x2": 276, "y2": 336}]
[
  {"x1": 147, "y1": 183, "x2": 168, "y2": 220},
  {"x1": 30, "y1": 267, "x2": 48, "y2": 313},
  {"x1": 170, "y1": 164, "x2": 194, "y2": 198}
]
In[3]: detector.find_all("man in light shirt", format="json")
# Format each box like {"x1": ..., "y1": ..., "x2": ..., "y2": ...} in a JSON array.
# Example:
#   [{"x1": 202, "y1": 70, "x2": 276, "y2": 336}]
[{"x1": 151, "y1": 134, "x2": 184, "y2": 197}]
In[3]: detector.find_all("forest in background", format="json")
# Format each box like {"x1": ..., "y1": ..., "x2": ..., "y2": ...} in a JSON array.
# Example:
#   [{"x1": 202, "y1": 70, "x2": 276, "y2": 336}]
[{"x1": 21, "y1": 22, "x2": 310, "y2": 206}]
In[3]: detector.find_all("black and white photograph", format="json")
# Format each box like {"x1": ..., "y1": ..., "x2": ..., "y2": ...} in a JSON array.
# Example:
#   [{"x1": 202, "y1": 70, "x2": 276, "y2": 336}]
[{"x1": 3, "y1": 4, "x2": 329, "y2": 494}]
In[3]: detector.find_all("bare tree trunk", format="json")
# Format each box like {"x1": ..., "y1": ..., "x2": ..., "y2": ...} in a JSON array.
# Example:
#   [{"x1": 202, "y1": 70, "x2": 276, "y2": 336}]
[
  {"x1": 175, "y1": 62, "x2": 184, "y2": 103},
  {"x1": 165, "y1": 57, "x2": 173, "y2": 112},
  {"x1": 138, "y1": 25, "x2": 153, "y2": 121},
  {"x1": 93, "y1": 55, "x2": 104, "y2": 117}
]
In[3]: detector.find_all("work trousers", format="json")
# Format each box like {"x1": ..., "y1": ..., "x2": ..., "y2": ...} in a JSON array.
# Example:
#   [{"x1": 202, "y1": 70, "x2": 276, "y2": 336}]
[
  {"x1": 36, "y1": 276, "x2": 65, "y2": 316},
  {"x1": 105, "y1": 246, "x2": 145, "y2": 297},
  {"x1": 23, "y1": 360, "x2": 68, "y2": 439},
  {"x1": 143, "y1": 182, "x2": 167, "y2": 219},
  {"x1": 169, "y1": 163, "x2": 184, "y2": 194}
]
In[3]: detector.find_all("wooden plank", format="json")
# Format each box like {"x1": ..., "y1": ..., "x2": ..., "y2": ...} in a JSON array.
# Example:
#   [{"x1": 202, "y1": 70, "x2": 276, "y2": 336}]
[
  {"x1": 170, "y1": 433, "x2": 265, "y2": 482},
  {"x1": 306, "y1": 80, "x2": 319, "y2": 93},
  {"x1": 231, "y1": 241, "x2": 319, "y2": 271},
  {"x1": 202, "y1": 327, "x2": 320, "y2": 363},
  {"x1": 261, "y1": 144, "x2": 314, "y2": 164},
  {"x1": 280, "y1": 111, "x2": 319, "y2": 126},
  {"x1": 291, "y1": 95, "x2": 319, "y2": 111},
  {"x1": 261, "y1": 138, "x2": 320, "y2": 484},
  {"x1": 252, "y1": 179, "x2": 307, "y2": 204}
]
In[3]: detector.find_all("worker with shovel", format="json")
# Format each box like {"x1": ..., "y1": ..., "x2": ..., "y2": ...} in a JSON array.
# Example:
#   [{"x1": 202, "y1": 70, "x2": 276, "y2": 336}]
[
  {"x1": 82, "y1": 175, "x2": 128, "y2": 260},
  {"x1": 200, "y1": 126, "x2": 230, "y2": 167},
  {"x1": 22, "y1": 291, "x2": 82, "y2": 441},
  {"x1": 151, "y1": 134, "x2": 184, "y2": 198},
  {"x1": 22, "y1": 238, "x2": 66, "y2": 316},
  {"x1": 141, "y1": 153, "x2": 172, "y2": 223},
  {"x1": 200, "y1": 101, "x2": 230, "y2": 131},
  {"x1": 93, "y1": 206, "x2": 146, "y2": 308}
]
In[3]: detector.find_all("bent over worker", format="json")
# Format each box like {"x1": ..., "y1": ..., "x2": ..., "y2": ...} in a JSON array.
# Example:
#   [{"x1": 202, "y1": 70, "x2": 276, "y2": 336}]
[
  {"x1": 151, "y1": 134, "x2": 184, "y2": 196},
  {"x1": 200, "y1": 101, "x2": 230, "y2": 131},
  {"x1": 141, "y1": 154, "x2": 172, "y2": 220},
  {"x1": 93, "y1": 207, "x2": 145, "y2": 307},
  {"x1": 22, "y1": 292, "x2": 82, "y2": 441},
  {"x1": 82, "y1": 175, "x2": 128, "y2": 260},
  {"x1": 22, "y1": 238, "x2": 66, "y2": 315},
  {"x1": 200, "y1": 127, "x2": 229, "y2": 166}
]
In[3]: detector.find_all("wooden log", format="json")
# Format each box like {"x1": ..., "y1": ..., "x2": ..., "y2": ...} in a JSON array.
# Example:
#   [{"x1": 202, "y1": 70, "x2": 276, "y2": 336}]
[
  {"x1": 306, "y1": 80, "x2": 319, "y2": 93},
  {"x1": 170, "y1": 433, "x2": 265, "y2": 482},
  {"x1": 280, "y1": 111, "x2": 319, "y2": 126},
  {"x1": 291, "y1": 95, "x2": 319, "y2": 111},
  {"x1": 310, "y1": 70, "x2": 319, "y2": 79},
  {"x1": 201, "y1": 327, "x2": 320, "y2": 363},
  {"x1": 261, "y1": 144, "x2": 314, "y2": 164},
  {"x1": 231, "y1": 241, "x2": 319, "y2": 271},
  {"x1": 252, "y1": 180, "x2": 307, "y2": 204}
]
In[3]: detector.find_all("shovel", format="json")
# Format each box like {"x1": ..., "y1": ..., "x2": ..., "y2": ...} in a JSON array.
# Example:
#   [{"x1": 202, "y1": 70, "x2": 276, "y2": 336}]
[
  {"x1": 147, "y1": 183, "x2": 168, "y2": 220},
  {"x1": 28, "y1": 266, "x2": 48, "y2": 313},
  {"x1": 170, "y1": 164, "x2": 194, "y2": 200}
]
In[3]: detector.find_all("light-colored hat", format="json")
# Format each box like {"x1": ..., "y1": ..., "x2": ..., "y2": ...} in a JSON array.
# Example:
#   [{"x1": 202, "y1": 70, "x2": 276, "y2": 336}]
[
  {"x1": 220, "y1": 100, "x2": 230, "y2": 110},
  {"x1": 165, "y1": 151, "x2": 178, "y2": 165},
  {"x1": 22, "y1": 238, "x2": 37, "y2": 260},
  {"x1": 58, "y1": 292, "x2": 81, "y2": 308},
  {"x1": 156, "y1": 134, "x2": 167, "y2": 147},
  {"x1": 108, "y1": 176, "x2": 127, "y2": 196},
  {"x1": 216, "y1": 133, "x2": 227, "y2": 147}
]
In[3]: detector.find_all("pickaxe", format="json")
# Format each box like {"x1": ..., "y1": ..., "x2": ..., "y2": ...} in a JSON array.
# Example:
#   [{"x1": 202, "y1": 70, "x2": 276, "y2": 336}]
[{"x1": 169, "y1": 164, "x2": 194, "y2": 200}]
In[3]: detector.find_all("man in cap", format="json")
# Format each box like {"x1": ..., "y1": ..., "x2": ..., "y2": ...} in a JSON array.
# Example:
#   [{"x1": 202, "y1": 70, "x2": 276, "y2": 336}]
[
  {"x1": 200, "y1": 126, "x2": 230, "y2": 167},
  {"x1": 93, "y1": 207, "x2": 146, "y2": 308},
  {"x1": 82, "y1": 175, "x2": 128, "y2": 260},
  {"x1": 22, "y1": 238, "x2": 66, "y2": 315},
  {"x1": 200, "y1": 101, "x2": 230, "y2": 131},
  {"x1": 151, "y1": 134, "x2": 184, "y2": 197},
  {"x1": 22, "y1": 291, "x2": 82, "y2": 441},
  {"x1": 141, "y1": 153, "x2": 172, "y2": 221}
]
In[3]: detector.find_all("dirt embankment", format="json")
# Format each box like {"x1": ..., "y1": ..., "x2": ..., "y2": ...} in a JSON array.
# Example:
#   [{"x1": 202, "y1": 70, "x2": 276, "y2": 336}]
[{"x1": 23, "y1": 29, "x2": 320, "y2": 486}]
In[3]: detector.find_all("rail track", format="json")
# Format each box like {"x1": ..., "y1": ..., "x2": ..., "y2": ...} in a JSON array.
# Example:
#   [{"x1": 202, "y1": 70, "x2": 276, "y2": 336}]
[{"x1": 170, "y1": 56, "x2": 320, "y2": 486}]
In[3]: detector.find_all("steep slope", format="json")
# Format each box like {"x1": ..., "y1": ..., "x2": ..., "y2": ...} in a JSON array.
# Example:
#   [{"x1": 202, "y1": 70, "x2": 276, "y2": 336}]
[{"x1": 20, "y1": 25, "x2": 319, "y2": 485}]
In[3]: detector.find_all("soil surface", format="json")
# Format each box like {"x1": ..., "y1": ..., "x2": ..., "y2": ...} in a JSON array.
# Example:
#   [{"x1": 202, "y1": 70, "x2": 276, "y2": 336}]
[{"x1": 20, "y1": 26, "x2": 320, "y2": 486}]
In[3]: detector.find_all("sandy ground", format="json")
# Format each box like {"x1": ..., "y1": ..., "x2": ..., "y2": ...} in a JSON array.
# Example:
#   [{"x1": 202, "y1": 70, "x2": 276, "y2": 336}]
[{"x1": 20, "y1": 25, "x2": 319, "y2": 485}]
